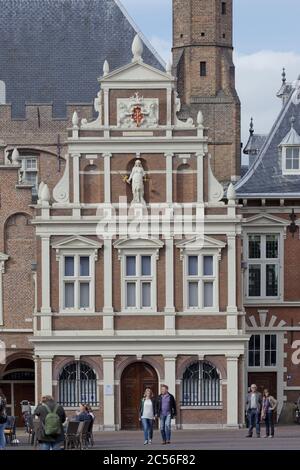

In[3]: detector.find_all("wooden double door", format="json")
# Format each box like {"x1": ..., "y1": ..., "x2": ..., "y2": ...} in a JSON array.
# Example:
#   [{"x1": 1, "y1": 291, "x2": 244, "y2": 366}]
[
  {"x1": 121, "y1": 362, "x2": 158, "y2": 430},
  {"x1": 248, "y1": 372, "x2": 277, "y2": 398}
]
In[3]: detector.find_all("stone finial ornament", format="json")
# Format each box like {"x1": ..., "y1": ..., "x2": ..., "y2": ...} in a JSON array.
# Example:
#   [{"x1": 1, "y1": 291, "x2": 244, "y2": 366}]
[
  {"x1": 132, "y1": 34, "x2": 143, "y2": 62},
  {"x1": 72, "y1": 111, "x2": 79, "y2": 128},
  {"x1": 11, "y1": 148, "x2": 20, "y2": 166},
  {"x1": 40, "y1": 183, "x2": 50, "y2": 203},
  {"x1": 227, "y1": 183, "x2": 236, "y2": 202},
  {"x1": 103, "y1": 60, "x2": 110, "y2": 76},
  {"x1": 38, "y1": 181, "x2": 45, "y2": 201},
  {"x1": 197, "y1": 110, "x2": 204, "y2": 127}
]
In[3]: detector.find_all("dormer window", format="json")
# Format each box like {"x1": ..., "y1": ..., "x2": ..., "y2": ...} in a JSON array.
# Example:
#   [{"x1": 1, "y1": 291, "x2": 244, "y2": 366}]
[
  {"x1": 281, "y1": 116, "x2": 300, "y2": 174},
  {"x1": 285, "y1": 147, "x2": 300, "y2": 170}
]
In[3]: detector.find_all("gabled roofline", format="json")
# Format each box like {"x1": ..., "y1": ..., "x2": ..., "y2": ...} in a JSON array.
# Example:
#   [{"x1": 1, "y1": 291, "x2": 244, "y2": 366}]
[
  {"x1": 99, "y1": 59, "x2": 173, "y2": 83},
  {"x1": 113, "y1": 0, "x2": 166, "y2": 69},
  {"x1": 235, "y1": 87, "x2": 295, "y2": 192},
  {"x1": 243, "y1": 213, "x2": 288, "y2": 226},
  {"x1": 176, "y1": 235, "x2": 226, "y2": 250}
]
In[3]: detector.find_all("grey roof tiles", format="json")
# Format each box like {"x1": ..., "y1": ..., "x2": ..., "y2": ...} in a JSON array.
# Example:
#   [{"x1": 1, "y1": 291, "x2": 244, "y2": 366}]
[
  {"x1": 236, "y1": 86, "x2": 300, "y2": 197},
  {"x1": 0, "y1": 0, "x2": 163, "y2": 117}
]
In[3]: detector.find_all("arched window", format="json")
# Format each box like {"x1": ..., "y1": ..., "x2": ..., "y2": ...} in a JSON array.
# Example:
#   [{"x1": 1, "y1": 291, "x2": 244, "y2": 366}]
[
  {"x1": 182, "y1": 361, "x2": 221, "y2": 407},
  {"x1": 58, "y1": 361, "x2": 98, "y2": 407}
]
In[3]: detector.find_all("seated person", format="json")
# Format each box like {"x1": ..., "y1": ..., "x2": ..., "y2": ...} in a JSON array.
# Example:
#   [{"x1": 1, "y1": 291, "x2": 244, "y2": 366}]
[{"x1": 75, "y1": 404, "x2": 92, "y2": 422}]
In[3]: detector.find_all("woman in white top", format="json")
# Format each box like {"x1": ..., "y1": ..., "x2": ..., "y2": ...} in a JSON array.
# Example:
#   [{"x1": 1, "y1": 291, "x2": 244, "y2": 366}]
[{"x1": 139, "y1": 388, "x2": 156, "y2": 445}]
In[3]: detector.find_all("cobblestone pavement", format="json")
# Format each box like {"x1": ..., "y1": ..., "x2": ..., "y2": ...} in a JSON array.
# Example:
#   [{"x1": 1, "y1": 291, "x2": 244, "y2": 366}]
[{"x1": 4, "y1": 426, "x2": 300, "y2": 450}]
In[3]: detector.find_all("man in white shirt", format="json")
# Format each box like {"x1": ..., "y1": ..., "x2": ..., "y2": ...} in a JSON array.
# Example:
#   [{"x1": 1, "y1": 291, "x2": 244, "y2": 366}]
[{"x1": 245, "y1": 384, "x2": 262, "y2": 438}]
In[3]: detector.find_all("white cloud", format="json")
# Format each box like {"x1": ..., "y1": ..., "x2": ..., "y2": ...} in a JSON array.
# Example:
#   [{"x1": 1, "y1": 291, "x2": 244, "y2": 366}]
[
  {"x1": 149, "y1": 35, "x2": 172, "y2": 63},
  {"x1": 235, "y1": 50, "x2": 300, "y2": 148}
]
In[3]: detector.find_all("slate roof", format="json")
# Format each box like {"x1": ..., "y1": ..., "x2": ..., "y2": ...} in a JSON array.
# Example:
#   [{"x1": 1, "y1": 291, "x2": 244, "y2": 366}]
[
  {"x1": 236, "y1": 84, "x2": 300, "y2": 197},
  {"x1": 0, "y1": 0, "x2": 164, "y2": 117},
  {"x1": 243, "y1": 133, "x2": 267, "y2": 156}
]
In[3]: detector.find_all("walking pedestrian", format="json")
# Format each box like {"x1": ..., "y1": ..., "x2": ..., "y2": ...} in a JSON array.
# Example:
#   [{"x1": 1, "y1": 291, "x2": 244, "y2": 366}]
[
  {"x1": 35, "y1": 395, "x2": 66, "y2": 450},
  {"x1": 139, "y1": 388, "x2": 156, "y2": 445},
  {"x1": 245, "y1": 384, "x2": 262, "y2": 438},
  {"x1": 261, "y1": 389, "x2": 277, "y2": 438},
  {"x1": 156, "y1": 384, "x2": 176, "y2": 445},
  {"x1": 0, "y1": 389, "x2": 7, "y2": 450}
]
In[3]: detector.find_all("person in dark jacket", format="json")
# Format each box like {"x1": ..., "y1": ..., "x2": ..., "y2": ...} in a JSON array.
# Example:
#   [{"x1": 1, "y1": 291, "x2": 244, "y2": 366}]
[
  {"x1": 156, "y1": 384, "x2": 176, "y2": 445},
  {"x1": 75, "y1": 404, "x2": 93, "y2": 422},
  {"x1": 245, "y1": 384, "x2": 263, "y2": 438},
  {"x1": 35, "y1": 395, "x2": 66, "y2": 450},
  {"x1": 139, "y1": 388, "x2": 156, "y2": 445}
]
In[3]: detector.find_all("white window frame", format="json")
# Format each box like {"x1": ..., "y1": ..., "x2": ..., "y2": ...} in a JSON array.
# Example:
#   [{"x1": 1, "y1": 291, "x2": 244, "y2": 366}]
[
  {"x1": 53, "y1": 236, "x2": 102, "y2": 314},
  {"x1": 247, "y1": 333, "x2": 278, "y2": 369},
  {"x1": 60, "y1": 253, "x2": 94, "y2": 313},
  {"x1": 114, "y1": 238, "x2": 164, "y2": 314},
  {"x1": 183, "y1": 250, "x2": 219, "y2": 313},
  {"x1": 20, "y1": 156, "x2": 38, "y2": 191},
  {"x1": 121, "y1": 250, "x2": 157, "y2": 312},
  {"x1": 282, "y1": 146, "x2": 300, "y2": 175},
  {"x1": 244, "y1": 230, "x2": 284, "y2": 303}
]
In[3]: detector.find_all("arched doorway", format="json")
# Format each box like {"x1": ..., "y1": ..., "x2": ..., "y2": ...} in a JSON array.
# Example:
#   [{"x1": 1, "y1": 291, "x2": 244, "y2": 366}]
[
  {"x1": 121, "y1": 362, "x2": 158, "y2": 430},
  {"x1": 0, "y1": 358, "x2": 35, "y2": 424}
]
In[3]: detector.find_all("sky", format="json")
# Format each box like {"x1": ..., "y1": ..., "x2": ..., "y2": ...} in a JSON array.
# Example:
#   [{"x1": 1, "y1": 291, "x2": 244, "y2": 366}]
[{"x1": 120, "y1": 0, "x2": 300, "y2": 147}]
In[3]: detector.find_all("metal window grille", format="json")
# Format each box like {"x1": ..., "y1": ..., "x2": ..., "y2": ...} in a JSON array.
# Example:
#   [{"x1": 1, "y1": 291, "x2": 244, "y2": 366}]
[
  {"x1": 58, "y1": 361, "x2": 98, "y2": 407},
  {"x1": 181, "y1": 361, "x2": 221, "y2": 406}
]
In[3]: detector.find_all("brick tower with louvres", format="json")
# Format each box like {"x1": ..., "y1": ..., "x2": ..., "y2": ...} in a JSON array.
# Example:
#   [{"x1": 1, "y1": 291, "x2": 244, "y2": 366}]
[{"x1": 172, "y1": 0, "x2": 241, "y2": 182}]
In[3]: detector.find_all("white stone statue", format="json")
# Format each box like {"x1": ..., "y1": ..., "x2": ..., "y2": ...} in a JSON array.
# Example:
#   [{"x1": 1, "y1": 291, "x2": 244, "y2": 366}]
[{"x1": 126, "y1": 159, "x2": 145, "y2": 204}]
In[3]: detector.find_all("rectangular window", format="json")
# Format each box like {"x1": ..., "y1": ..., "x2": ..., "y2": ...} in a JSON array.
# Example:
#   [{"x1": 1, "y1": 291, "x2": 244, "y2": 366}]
[
  {"x1": 248, "y1": 264, "x2": 261, "y2": 296},
  {"x1": 203, "y1": 256, "x2": 213, "y2": 276},
  {"x1": 247, "y1": 234, "x2": 280, "y2": 299},
  {"x1": 25, "y1": 158, "x2": 37, "y2": 170},
  {"x1": 126, "y1": 256, "x2": 136, "y2": 276},
  {"x1": 187, "y1": 254, "x2": 216, "y2": 309},
  {"x1": 286, "y1": 147, "x2": 300, "y2": 170},
  {"x1": 124, "y1": 254, "x2": 154, "y2": 310},
  {"x1": 62, "y1": 255, "x2": 92, "y2": 311},
  {"x1": 200, "y1": 61, "x2": 207, "y2": 77},
  {"x1": 266, "y1": 235, "x2": 278, "y2": 259},
  {"x1": 64, "y1": 283, "x2": 75, "y2": 309},
  {"x1": 20, "y1": 157, "x2": 38, "y2": 194},
  {"x1": 188, "y1": 256, "x2": 198, "y2": 276},
  {"x1": 248, "y1": 334, "x2": 261, "y2": 367},
  {"x1": 126, "y1": 282, "x2": 136, "y2": 307},
  {"x1": 265, "y1": 334, "x2": 277, "y2": 366},
  {"x1": 80, "y1": 257, "x2": 90, "y2": 276},
  {"x1": 248, "y1": 334, "x2": 277, "y2": 368},
  {"x1": 79, "y1": 283, "x2": 90, "y2": 308},
  {"x1": 248, "y1": 235, "x2": 261, "y2": 259},
  {"x1": 141, "y1": 256, "x2": 151, "y2": 276},
  {"x1": 203, "y1": 282, "x2": 213, "y2": 307},
  {"x1": 221, "y1": 2, "x2": 227, "y2": 14},
  {"x1": 141, "y1": 282, "x2": 151, "y2": 307},
  {"x1": 266, "y1": 264, "x2": 278, "y2": 296},
  {"x1": 65, "y1": 257, "x2": 75, "y2": 277},
  {"x1": 188, "y1": 282, "x2": 199, "y2": 308}
]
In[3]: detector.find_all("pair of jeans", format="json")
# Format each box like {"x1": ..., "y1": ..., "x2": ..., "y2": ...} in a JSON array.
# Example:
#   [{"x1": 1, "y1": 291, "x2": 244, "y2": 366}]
[
  {"x1": 0, "y1": 423, "x2": 6, "y2": 449},
  {"x1": 39, "y1": 441, "x2": 63, "y2": 450},
  {"x1": 265, "y1": 410, "x2": 274, "y2": 436},
  {"x1": 247, "y1": 409, "x2": 261, "y2": 436},
  {"x1": 160, "y1": 414, "x2": 171, "y2": 442},
  {"x1": 141, "y1": 418, "x2": 153, "y2": 442}
]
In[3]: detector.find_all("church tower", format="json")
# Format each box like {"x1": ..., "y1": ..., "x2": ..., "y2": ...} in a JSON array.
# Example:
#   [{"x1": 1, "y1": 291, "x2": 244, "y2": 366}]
[{"x1": 172, "y1": 0, "x2": 241, "y2": 182}]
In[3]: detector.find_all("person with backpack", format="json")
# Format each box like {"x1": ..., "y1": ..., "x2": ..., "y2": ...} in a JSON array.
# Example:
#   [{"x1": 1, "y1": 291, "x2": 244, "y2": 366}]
[
  {"x1": 0, "y1": 389, "x2": 7, "y2": 450},
  {"x1": 35, "y1": 395, "x2": 66, "y2": 450}
]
